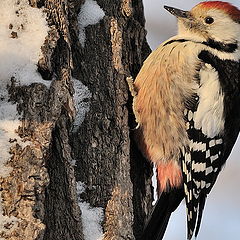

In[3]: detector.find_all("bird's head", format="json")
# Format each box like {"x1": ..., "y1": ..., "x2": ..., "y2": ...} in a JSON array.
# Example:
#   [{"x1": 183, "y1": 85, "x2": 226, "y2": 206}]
[{"x1": 164, "y1": 1, "x2": 240, "y2": 44}]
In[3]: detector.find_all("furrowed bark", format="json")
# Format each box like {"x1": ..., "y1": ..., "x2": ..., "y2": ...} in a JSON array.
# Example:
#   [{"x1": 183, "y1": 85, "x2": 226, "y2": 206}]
[
  {"x1": 71, "y1": 0, "x2": 153, "y2": 239},
  {"x1": 0, "y1": 0, "x2": 153, "y2": 239},
  {"x1": 0, "y1": 1, "x2": 83, "y2": 239}
]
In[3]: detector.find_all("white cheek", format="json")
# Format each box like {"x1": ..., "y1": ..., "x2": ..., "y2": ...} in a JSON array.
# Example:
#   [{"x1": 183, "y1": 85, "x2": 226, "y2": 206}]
[
  {"x1": 193, "y1": 64, "x2": 224, "y2": 138},
  {"x1": 210, "y1": 23, "x2": 239, "y2": 42},
  {"x1": 206, "y1": 13, "x2": 240, "y2": 43}
]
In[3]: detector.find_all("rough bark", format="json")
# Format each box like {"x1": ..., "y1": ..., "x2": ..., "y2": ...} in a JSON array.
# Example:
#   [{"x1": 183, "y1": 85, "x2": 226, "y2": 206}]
[
  {"x1": 0, "y1": 0, "x2": 153, "y2": 240},
  {"x1": 0, "y1": 1, "x2": 83, "y2": 240},
  {"x1": 71, "y1": 0, "x2": 153, "y2": 239}
]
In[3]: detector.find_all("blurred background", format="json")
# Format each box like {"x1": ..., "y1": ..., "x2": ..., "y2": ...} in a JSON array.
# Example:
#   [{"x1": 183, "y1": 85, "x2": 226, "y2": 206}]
[{"x1": 142, "y1": 0, "x2": 240, "y2": 239}]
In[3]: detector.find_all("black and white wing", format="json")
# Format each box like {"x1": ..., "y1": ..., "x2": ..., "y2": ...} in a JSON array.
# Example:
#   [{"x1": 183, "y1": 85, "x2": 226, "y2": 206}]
[{"x1": 182, "y1": 49, "x2": 240, "y2": 239}]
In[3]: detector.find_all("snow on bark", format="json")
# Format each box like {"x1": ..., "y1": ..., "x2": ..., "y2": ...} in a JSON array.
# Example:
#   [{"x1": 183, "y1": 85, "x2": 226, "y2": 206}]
[
  {"x1": 0, "y1": 0, "x2": 49, "y2": 175},
  {"x1": 0, "y1": 0, "x2": 49, "y2": 238},
  {"x1": 0, "y1": 0, "x2": 49, "y2": 86},
  {"x1": 78, "y1": 0, "x2": 105, "y2": 47},
  {"x1": 72, "y1": 79, "x2": 91, "y2": 132},
  {"x1": 77, "y1": 182, "x2": 104, "y2": 240},
  {"x1": 152, "y1": 165, "x2": 158, "y2": 205}
]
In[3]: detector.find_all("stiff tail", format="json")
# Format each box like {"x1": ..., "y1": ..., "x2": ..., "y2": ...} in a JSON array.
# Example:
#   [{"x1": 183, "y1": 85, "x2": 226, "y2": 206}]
[
  {"x1": 195, "y1": 195, "x2": 206, "y2": 237},
  {"x1": 185, "y1": 190, "x2": 207, "y2": 239},
  {"x1": 140, "y1": 188, "x2": 184, "y2": 240}
]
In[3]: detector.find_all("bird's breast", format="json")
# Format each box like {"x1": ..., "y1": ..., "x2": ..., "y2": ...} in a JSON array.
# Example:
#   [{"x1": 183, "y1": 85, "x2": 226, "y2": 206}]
[{"x1": 133, "y1": 38, "x2": 204, "y2": 165}]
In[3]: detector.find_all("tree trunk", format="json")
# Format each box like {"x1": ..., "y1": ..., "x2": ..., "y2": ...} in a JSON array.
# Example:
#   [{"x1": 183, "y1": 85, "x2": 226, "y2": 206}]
[
  {"x1": 71, "y1": 0, "x2": 153, "y2": 239},
  {"x1": 0, "y1": 0, "x2": 153, "y2": 239},
  {"x1": 0, "y1": 0, "x2": 83, "y2": 239}
]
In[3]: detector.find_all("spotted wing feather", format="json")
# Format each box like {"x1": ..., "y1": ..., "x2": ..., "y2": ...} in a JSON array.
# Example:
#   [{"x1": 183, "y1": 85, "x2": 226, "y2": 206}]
[
  {"x1": 182, "y1": 103, "x2": 224, "y2": 239},
  {"x1": 182, "y1": 49, "x2": 240, "y2": 239}
]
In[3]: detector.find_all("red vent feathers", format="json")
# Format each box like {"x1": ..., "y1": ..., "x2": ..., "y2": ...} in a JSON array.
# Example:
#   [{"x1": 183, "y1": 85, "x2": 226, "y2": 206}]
[{"x1": 198, "y1": 1, "x2": 240, "y2": 22}]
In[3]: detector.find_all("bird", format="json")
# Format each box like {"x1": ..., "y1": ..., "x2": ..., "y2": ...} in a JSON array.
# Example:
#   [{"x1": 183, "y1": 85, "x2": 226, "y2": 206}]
[{"x1": 130, "y1": 1, "x2": 240, "y2": 239}]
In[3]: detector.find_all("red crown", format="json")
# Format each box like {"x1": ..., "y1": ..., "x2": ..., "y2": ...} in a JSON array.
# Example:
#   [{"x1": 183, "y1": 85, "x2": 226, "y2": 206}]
[{"x1": 198, "y1": 1, "x2": 240, "y2": 22}]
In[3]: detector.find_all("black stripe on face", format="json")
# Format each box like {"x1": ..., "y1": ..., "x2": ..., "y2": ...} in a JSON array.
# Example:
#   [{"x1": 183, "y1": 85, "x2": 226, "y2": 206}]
[
  {"x1": 202, "y1": 39, "x2": 238, "y2": 53},
  {"x1": 163, "y1": 39, "x2": 188, "y2": 46}
]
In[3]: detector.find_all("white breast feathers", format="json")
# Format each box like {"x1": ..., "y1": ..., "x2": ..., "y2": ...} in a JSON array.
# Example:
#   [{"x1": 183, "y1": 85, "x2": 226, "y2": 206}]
[{"x1": 193, "y1": 63, "x2": 224, "y2": 138}]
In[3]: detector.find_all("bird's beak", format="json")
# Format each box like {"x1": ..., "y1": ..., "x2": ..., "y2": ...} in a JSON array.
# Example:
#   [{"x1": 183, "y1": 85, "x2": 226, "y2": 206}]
[{"x1": 164, "y1": 6, "x2": 190, "y2": 19}]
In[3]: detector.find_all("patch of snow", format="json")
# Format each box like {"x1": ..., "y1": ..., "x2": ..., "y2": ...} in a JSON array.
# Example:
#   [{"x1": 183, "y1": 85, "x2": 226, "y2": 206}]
[
  {"x1": 0, "y1": 0, "x2": 49, "y2": 87},
  {"x1": 0, "y1": 101, "x2": 30, "y2": 178},
  {"x1": 78, "y1": 0, "x2": 105, "y2": 47},
  {"x1": 152, "y1": 165, "x2": 158, "y2": 205},
  {"x1": 0, "y1": 117, "x2": 20, "y2": 177},
  {"x1": 0, "y1": 0, "x2": 49, "y2": 178},
  {"x1": 72, "y1": 79, "x2": 91, "y2": 132},
  {"x1": 77, "y1": 182, "x2": 104, "y2": 240},
  {"x1": 71, "y1": 159, "x2": 77, "y2": 166}
]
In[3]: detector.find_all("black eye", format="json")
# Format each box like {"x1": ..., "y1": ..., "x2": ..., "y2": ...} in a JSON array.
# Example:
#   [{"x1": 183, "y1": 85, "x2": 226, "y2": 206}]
[{"x1": 205, "y1": 17, "x2": 214, "y2": 24}]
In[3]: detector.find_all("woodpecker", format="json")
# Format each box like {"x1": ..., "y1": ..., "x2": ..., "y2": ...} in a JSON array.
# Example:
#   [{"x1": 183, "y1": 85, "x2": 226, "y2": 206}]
[{"x1": 131, "y1": 1, "x2": 240, "y2": 239}]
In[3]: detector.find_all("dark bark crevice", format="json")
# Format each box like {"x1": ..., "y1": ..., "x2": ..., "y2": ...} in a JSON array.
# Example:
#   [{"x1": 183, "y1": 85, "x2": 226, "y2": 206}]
[{"x1": 43, "y1": 110, "x2": 83, "y2": 240}]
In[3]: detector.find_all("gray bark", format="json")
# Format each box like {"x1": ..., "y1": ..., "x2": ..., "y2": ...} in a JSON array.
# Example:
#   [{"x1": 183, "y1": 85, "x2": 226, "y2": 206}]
[
  {"x1": 0, "y1": 0, "x2": 153, "y2": 239},
  {"x1": 71, "y1": 0, "x2": 153, "y2": 239},
  {"x1": 1, "y1": 0, "x2": 83, "y2": 239}
]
